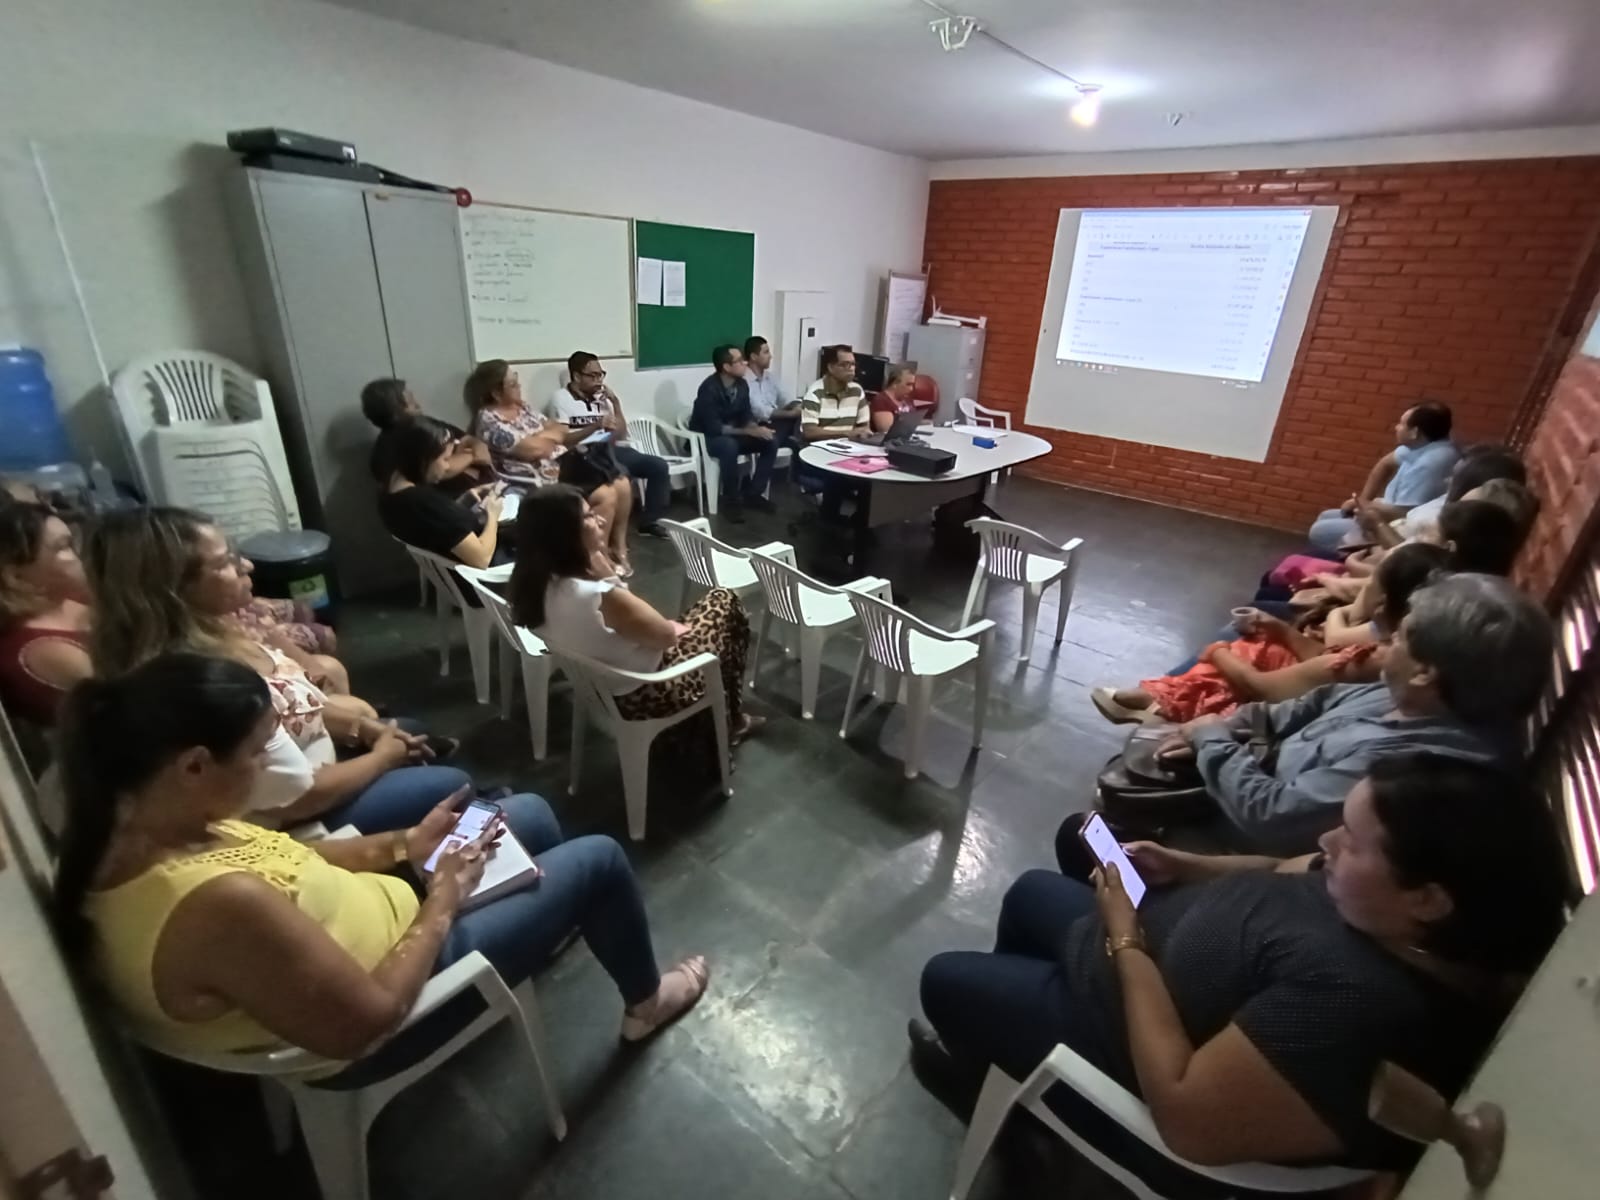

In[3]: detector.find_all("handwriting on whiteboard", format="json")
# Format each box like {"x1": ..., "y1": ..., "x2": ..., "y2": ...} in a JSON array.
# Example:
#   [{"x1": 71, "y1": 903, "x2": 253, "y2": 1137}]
[{"x1": 462, "y1": 210, "x2": 547, "y2": 328}]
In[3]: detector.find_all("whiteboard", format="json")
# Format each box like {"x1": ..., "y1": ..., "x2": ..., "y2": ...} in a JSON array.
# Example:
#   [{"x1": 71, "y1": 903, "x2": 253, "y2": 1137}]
[
  {"x1": 458, "y1": 204, "x2": 634, "y2": 362},
  {"x1": 877, "y1": 270, "x2": 927, "y2": 361}
]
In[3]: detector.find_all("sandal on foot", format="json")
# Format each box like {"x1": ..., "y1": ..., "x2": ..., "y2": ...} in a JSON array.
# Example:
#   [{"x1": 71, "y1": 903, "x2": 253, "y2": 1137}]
[
  {"x1": 621, "y1": 956, "x2": 711, "y2": 1043},
  {"x1": 733, "y1": 713, "x2": 767, "y2": 743},
  {"x1": 1090, "y1": 687, "x2": 1156, "y2": 726}
]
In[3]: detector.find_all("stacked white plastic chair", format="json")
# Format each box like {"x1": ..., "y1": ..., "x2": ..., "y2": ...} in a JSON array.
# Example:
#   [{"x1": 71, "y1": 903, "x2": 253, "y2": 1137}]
[
  {"x1": 960, "y1": 518, "x2": 1083, "y2": 663},
  {"x1": 112, "y1": 351, "x2": 302, "y2": 542}
]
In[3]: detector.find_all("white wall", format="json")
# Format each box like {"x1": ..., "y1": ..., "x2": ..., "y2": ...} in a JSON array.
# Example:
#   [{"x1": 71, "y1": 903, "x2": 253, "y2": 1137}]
[{"x1": 0, "y1": 0, "x2": 928, "y2": 477}]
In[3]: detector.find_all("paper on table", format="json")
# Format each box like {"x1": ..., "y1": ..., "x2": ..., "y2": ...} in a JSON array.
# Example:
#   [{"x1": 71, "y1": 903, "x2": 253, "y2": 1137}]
[
  {"x1": 662, "y1": 260, "x2": 687, "y2": 307},
  {"x1": 951, "y1": 423, "x2": 1006, "y2": 438},
  {"x1": 820, "y1": 439, "x2": 884, "y2": 457},
  {"x1": 636, "y1": 257, "x2": 663, "y2": 305},
  {"x1": 834, "y1": 456, "x2": 893, "y2": 474}
]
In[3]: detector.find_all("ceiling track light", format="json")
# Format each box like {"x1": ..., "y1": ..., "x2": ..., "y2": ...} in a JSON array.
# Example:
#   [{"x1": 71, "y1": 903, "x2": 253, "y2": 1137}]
[{"x1": 918, "y1": 0, "x2": 1105, "y2": 126}]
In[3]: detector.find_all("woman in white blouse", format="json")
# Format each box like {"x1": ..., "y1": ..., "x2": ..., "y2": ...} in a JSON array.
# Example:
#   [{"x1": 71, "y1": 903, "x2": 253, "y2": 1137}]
[{"x1": 509, "y1": 486, "x2": 758, "y2": 750}]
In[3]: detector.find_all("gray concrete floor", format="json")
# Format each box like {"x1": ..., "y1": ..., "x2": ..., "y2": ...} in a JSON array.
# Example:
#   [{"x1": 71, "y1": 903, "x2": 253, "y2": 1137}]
[{"x1": 160, "y1": 475, "x2": 1298, "y2": 1200}]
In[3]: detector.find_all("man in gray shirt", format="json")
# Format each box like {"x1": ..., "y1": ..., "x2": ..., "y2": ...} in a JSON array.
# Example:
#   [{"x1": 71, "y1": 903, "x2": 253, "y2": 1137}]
[{"x1": 1159, "y1": 574, "x2": 1551, "y2": 854}]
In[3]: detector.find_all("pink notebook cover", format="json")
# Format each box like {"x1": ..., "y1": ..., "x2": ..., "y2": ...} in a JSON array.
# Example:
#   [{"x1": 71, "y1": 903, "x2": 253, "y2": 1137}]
[{"x1": 833, "y1": 456, "x2": 892, "y2": 474}]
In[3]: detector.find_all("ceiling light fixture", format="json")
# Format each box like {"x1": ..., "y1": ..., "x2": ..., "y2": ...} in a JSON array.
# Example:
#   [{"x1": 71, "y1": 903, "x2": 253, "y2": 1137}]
[{"x1": 918, "y1": 0, "x2": 1105, "y2": 127}]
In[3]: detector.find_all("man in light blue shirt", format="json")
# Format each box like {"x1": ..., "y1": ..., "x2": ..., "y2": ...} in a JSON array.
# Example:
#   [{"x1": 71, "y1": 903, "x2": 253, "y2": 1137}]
[
  {"x1": 1308, "y1": 400, "x2": 1459, "y2": 552},
  {"x1": 742, "y1": 335, "x2": 801, "y2": 446}
]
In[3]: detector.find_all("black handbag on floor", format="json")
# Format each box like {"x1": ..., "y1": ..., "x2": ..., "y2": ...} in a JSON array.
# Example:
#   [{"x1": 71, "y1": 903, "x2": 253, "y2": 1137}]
[{"x1": 1096, "y1": 711, "x2": 1275, "y2": 825}]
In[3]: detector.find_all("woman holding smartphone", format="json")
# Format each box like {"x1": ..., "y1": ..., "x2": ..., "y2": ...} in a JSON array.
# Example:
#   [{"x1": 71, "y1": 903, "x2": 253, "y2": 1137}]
[
  {"x1": 55, "y1": 653, "x2": 710, "y2": 1064},
  {"x1": 912, "y1": 756, "x2": 1566, "y2": 1188},
  {"x1": 375, "y1": 418, "x2": 508, "y2": 569}
]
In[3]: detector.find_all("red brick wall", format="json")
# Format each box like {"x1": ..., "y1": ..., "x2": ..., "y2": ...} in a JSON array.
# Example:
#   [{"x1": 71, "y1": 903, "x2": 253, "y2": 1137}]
[
  {"x1": 1517, "y1": 293, "x2": 1600, "y2": 601},
  {"x1": 924, "y1": 159, "x2": 1600, "y2": 530}
]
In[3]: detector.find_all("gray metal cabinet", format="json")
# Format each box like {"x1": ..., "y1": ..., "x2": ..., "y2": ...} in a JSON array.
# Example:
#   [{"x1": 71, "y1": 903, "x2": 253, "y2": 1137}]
[
  {"x1": 906, "y1": 324, "x2": 986, "y2": 425},
  {"x1": 226, "y1": 168, "x2": 473, "y2": 595}
]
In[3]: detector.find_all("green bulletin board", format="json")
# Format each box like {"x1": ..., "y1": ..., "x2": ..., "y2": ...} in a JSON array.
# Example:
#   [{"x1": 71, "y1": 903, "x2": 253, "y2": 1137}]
[{"x1": 634, "y1": 220, "x2": 755, "y2": 369}]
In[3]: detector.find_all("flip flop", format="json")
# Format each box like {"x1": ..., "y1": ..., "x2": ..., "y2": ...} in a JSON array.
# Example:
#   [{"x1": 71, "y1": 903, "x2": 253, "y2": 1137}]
[{"x1": 1090, "y1": 687, "x2": 1157, "y2": 726}]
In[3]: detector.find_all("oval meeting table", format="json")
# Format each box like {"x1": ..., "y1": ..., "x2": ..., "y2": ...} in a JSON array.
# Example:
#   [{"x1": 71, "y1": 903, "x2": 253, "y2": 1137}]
[{"x1": 796, "y1": 422, "x2": 1052, "y2": 570}]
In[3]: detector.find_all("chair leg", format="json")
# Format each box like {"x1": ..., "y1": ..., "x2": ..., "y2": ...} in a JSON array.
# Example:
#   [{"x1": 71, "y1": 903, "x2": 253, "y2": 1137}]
[
  {"x1": 416, "y1": 564, "x2": 430, "y2": 610},
  {"x1": 972, "y1": 639, "x2": 992, "y2": 751},
  {"x1": 692, "y1": 470, "x2": 705, "y2": 516},
  {"x1": 511, "y1": 980, "x2": 568, "y2": 1141},
  {"x1": 708, "y1": 676, "x2": 733, "y2": 798},
  {"x1": 498, "y1": 640, "x2": 516, "y2": 718},
  {"x1": 260, "y1": 1080, "x2": 295, "y2": 1154},
  {"x1": 523, "y1": 656, "x2": 551, "y2": 760},
  {"x1": 704, "y1": 459, "x2": 720, "y2": 515},
  {"x1": 1053, "y1": 581, "x2": 1071, "y2": 645},
  {"x1": 465, "y1": 611, "x2": 494, "y2": 706},
  {"x1": 1019, "y1": 587, "x2": 1041, "y2": 665},
  {"x1": 568, "y1": 701, "x2": 585, "y2": 795},
  {"x1": 839, "y1": 644, "x2": 869, "y2": 738},
  {"x1": 902, "y1": 674, "x2": 932, "y2": 779},
  {"x1": 959, "y1": 563, "x2": 987, "y2": 626},
  {"x1": 289, "y1": 1087, "x2": 371, "y2": 1200},
  {"x1": 619, "y1": 732, "x2": 652, "y2": 841},
  {"x1": 950, "y1": 1067, "x2": 1019, "y2": 1200},
  {"x1": 798, "y1": 627, "x2": 826, "y2": 720},
  {"x1": 750, "y1": 608, "x2": 771, "y2": 692},
  {"x1": 434, "y1": 594, "x2": 452, "y2": 676}
]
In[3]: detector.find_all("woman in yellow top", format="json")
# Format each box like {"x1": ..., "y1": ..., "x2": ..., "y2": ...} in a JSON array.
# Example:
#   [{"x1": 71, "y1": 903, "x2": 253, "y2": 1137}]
[{"x1": 54, "y1": 653, "x2": 709, "y2": 1061}]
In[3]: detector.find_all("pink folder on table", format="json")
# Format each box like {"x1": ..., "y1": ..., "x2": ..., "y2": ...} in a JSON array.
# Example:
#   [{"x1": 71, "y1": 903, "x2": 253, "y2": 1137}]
[{"x1": 833, "y1": 456, "x2": 892, "y2": 474}]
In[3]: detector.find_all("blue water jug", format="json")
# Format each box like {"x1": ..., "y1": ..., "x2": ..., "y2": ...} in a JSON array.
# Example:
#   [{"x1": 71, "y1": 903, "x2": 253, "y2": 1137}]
[{"x1": 0, "y1": 347, "x2": 75, "y2": 471}]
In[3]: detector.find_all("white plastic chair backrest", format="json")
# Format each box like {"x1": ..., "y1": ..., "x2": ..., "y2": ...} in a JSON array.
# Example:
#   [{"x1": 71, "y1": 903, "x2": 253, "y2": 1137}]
[
  {"x1": 661, "y1": 518, "x2": 747, "y2": 590},
  {"x1": 116, "y1": 350, "x2": 266, "y2": 428},
  {"x1": 457, "y1": 566, "x2": 536, "y2": 652},
  {"x1": 956, "y1": 397, "x2": 990, "y2": 427},
  {"x1": 625, "y1": 415, "x2": 679, "y2": 460},
  {"x1": 847, "y1": 590, "x2": 923, "y2": 673},
  {"x1": 545, "y1": 646, "x2": 630, "y2": 722},
  {"x1": 402, "y1": 543, "x2": 464, "y2": 608},
  {"x1": 748, "y1": 549, "x2": 837, "y2": 626},
  {"x1": 969, "y1": 517, "x2": 1075, "y2": 585}
]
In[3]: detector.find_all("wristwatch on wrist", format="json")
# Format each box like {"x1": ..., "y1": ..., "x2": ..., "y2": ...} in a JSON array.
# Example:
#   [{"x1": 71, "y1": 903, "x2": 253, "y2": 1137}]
[{"x1": 1105, "y1": 932, "x2": 1147, "y2": 959}]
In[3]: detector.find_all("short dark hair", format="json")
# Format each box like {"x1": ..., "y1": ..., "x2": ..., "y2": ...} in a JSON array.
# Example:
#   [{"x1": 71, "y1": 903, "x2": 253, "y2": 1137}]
[
  {"x1": 1366, "y1": 753, "x2": 1567, "y2": 975},
  {"x1": 374, "y1": 417, "x2": 451, "y2": 485},
  {"x1": 1437, "y1": 500, "x2": 1523, "y2": 575},
  {"x1": 712, "y1": 344, "x2": 740, "y2": 372},
  {"x1": 360, "y1": 378, "x2": 410, "y2": 430},
  {"x1": 1373, "y1": 541, "x2": 1451, "y2": 632},
  {"x1": 567, "y1": 351, "x2": 600, "y2": 380},
  {"x1": 1446, "y1": 445, "x2": 1526, "y2": 502},
  {"x1": 821, "y1": 344, "x2": 855, "y2": 369},
  {"x1": 743, "y1": 336, "x2": 768, "y2": 359},
  {"x1": 463, "y1": 360, "x2": 510, "y2": 412},
  {"x1": 1405, "y1": 400, "x2": 1453, "y2": 442},
  {"x1": 509, "y1": 486, "x2": 591, "y2": 629}
]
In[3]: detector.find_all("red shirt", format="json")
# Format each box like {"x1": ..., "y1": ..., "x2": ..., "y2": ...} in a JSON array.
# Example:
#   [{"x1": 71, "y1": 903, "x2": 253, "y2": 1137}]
[{"x1": 870, "y1": 390, "x2": 913, "y2": 416}]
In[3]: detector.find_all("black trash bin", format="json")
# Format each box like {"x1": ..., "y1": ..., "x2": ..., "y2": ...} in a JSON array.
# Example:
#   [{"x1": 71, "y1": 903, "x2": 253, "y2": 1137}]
[{"x1": 239, "y1": 529, "x2": 337, "y2": 624}]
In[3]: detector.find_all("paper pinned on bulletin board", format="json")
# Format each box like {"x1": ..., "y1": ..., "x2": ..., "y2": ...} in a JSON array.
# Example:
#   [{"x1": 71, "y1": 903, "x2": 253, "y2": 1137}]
[
  {"x1": 662, "y1": 260, "x2": 687, "y2": 307},
  {"x1": 636, "y1": 257, "x2": 663, "y2": 305}
]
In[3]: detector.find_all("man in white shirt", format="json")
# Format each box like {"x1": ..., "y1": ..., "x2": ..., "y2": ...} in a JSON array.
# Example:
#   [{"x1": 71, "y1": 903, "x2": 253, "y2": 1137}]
[
  {"x1": 548, "y1": 351, "x2": 671, "y2": 535},
  {"x1": 743, "y1": 335, "x2": 801, "y2": 446}
]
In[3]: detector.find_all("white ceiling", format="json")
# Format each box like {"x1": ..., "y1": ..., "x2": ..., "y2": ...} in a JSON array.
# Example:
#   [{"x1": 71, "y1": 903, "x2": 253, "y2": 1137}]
[{"x1": 327, "y1": 0, "x2": 1600, "y2": 160}]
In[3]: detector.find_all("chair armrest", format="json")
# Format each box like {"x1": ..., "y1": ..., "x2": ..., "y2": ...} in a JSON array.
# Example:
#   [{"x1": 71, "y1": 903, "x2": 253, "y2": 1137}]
[
  {"x1": 681, "y1": 516, "x2": 713, "y2": 536},
  {"x1": 1037, "y1": 1045, "x2": 1373, "y2": 1190},
  {"x1": 750, "y1": 541, "x2": 795, "y2": 563},
  {"x1": 399, "y1": 950, "x2": 505, "y2": 1031},
  {"x1": 840, "y1": 575, "x2": 891, "y2": 595},
  {"x1": 1057, "y1": 536, "x2": 1084, "y2": 555},
  {"x1": 940, "y1": 617, "x2": 998, "y2": 643},
  {"x1": 602, "y1": 650, "x2": 720, "y2": 687}
]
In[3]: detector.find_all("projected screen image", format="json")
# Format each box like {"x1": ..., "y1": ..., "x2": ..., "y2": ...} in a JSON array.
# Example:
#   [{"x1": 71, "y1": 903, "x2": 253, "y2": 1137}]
[{"x1": 1055, "y1": 208, "x2": 1313, "y2": 383}]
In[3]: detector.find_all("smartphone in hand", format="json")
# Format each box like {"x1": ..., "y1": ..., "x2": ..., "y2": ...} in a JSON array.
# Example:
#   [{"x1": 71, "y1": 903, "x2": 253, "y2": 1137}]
[
  {"x1": 1079, "y1": 813, "x2": 1149, "y2": 907},
  {"x1": 423, "y1": 799, "x2": 501, "y2": 873}
]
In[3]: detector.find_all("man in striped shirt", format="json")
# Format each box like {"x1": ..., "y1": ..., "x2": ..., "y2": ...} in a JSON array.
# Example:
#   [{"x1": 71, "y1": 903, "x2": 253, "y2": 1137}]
[{"x1": 796, "y1": 344, "x2": 873, "y2": 524}]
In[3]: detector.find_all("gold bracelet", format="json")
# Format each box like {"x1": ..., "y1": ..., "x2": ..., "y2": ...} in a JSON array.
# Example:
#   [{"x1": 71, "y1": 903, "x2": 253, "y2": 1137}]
[{"x1": 1105, "y1": 933, "x2": 1147, "y2": 959}]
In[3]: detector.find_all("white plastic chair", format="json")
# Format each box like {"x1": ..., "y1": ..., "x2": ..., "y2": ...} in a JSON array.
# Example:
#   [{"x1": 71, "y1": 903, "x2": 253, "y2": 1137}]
[
  {"x1": 625, "y1": 415, "x2": 704, "y2": 516},
  {"x1": 671, "y1": 424, "x2": 792, "y2": 515},
  {"x1": 553, "y1": 645, "x2": 733, "y2": 841},
  {"x1": 746, "y1": 546, "x2": 893, "y2": 720},
  {"x1": 956, "y1": 396, "x2": 1014, "y2": 483},
  {"x1": 396, "y1": 542, "x2": 502, "y2": 706},
  {"x1": 141, "y1": 952, "x2": 565, "y2": 1200},
  {"x1": 839, "y1": 591, "x2": 995, "y2": 779},
  {"x1": 659, "y1": 518, "x2": 786, "y2": 613},
  {"x1": 457, "y1": 566, "x2": 556, "y2": 761},
  {"x1": 960, "y1": 518, "x2": 1084, "y2": 664},
  {"x1": 953, "y1": 1045, "x2": 1371, "y2": 1200}
]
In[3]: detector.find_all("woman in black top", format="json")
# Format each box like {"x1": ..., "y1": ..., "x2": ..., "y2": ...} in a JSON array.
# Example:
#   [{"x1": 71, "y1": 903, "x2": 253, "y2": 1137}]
[
  {"x1": 914, "y1": 754, "x2": 1567, "y2": 1187},
  {"x1": 375, "y1": 419, "x2": 506, "y2": 569}
]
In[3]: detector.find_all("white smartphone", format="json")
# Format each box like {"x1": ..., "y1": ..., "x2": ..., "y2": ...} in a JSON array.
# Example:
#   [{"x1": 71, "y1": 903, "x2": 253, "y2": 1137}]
[
  {"x1": 423, "y1": 799, "x2": 500, "y2": 873},
  {"x1": 578, "y1": 428, "x2": 613, "y2": 447},
  {"x1": 1079, "y1": 813, "x2": 1148, "y2": 908}
]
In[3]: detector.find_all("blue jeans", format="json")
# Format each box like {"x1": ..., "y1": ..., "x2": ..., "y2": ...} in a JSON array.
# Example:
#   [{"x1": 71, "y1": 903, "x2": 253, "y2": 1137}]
[
  {"x1": 321, "y1": 793, "x2": 660, "y2": 1086},
  {"x1": 707, "y1": 433, "x2": 779, "y2": 500},
  {"x1": 321, "y1": 764, "x2": 472, "y2": 835},
  {"x1": 920, "y1": 870, "x2": 1248, "y2": 1199},
  {"x1": 1307, "y1": 508, "x2": 1359, "y2": 553},
  {"x1": 614, "y1": 442, "x2": 671, "y2": 522}
]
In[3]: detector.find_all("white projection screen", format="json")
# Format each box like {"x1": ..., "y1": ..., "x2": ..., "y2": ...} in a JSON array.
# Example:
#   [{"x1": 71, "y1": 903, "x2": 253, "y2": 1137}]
[{"x1": 1025, "y1": 206, "x2": 1337, "y2": 462}]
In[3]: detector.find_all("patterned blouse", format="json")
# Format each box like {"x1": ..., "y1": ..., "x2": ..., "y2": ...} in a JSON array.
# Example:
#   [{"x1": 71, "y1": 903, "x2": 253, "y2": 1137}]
[{"x1": 475, "y1": 404, "x2": 563, "y2": 485}]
